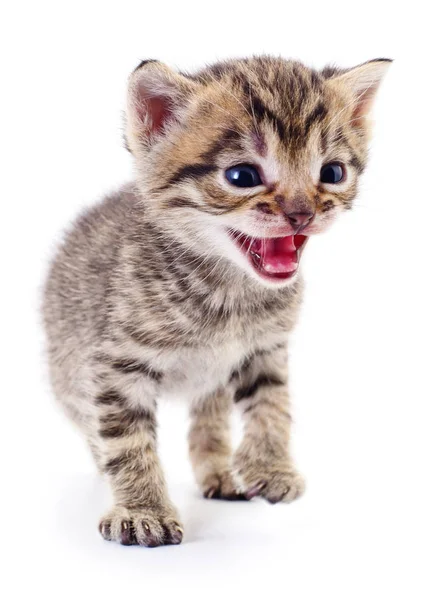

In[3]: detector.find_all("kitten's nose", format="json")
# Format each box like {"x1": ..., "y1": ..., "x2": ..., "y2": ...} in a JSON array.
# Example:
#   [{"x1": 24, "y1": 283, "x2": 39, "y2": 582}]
[{"x1": 285, "y1": 211, "x2": 314, "y2": 233}]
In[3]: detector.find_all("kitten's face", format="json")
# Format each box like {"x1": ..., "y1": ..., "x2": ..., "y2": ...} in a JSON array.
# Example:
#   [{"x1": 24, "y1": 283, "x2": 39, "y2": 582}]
[{"x1": 126, "y1": 57, "x2": 390, "y2": 287}]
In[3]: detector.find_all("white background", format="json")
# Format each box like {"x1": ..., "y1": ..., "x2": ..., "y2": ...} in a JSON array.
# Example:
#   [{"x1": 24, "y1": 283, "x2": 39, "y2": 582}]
[{"x1": 1, "y1": 1, "x2": 447, "y2": 598}]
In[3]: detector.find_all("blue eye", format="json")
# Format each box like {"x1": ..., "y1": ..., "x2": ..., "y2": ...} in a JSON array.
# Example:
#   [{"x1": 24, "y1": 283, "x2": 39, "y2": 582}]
[
  {"x1": 320, "y1": 163, "x2": 345, "y2": 184},
  {"x1": 225, "y1": 164, "x2": 262, "y2": 188}
]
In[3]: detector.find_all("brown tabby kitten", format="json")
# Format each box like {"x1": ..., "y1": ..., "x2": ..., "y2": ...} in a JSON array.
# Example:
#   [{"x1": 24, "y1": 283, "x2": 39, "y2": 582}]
[{"x1": 42, "y1": 56, "x2": 390, "y2": 547}]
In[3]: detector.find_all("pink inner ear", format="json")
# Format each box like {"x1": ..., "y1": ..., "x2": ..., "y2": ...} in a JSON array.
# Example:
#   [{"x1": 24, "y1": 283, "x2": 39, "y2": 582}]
[
  {"x1": 135, "y1": 87, "x2": 172, "y2": 135},
  {"x1": 351, "y1": 86, "x2": 379, "y2": 126},
  {"x1": 150, "y1": 97, "x2": 171, "y2": 133}
]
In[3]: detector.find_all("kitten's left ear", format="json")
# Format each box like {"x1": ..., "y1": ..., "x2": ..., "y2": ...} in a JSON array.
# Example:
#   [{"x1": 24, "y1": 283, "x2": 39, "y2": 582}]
[
  {"x1": 126, "y1": 59, "x2": 200, "y2": 153},
  {"x1": 327, "y1": 58, "x2": 392, "y2": 125}
]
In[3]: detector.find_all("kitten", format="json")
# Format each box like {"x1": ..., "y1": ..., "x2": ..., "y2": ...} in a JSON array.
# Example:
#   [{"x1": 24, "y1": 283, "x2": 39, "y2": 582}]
[{"x1": 42, "y1": 56, "x2": 390, "y2": 547}]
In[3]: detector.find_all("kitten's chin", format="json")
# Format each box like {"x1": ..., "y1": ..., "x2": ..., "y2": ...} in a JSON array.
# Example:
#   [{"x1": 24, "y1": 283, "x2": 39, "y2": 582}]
[{"x1": 227, "y1": 230, "x2": 308, "y2": 286}]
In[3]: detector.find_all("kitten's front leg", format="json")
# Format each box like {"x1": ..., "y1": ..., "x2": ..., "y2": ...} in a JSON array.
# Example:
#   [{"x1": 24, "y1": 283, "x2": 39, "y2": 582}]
[
  {"x1": 189, "y1": 389, "x2": 245, "y2": 500},
  {"x1": 232, "y1": 345, "x2": 305, "y2": 503},
  {"x1": 94, "y1": 389, "x2": 183, "y2": 546}
]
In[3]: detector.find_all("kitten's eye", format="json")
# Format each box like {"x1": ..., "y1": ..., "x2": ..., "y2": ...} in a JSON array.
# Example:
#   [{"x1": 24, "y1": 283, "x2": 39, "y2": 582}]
[
  {"x1": 225, "y1": 164, "x2": 262, "y2": 188},
  {"x1": 320, "y1": 163, "x2": 345, "y2": 184}
]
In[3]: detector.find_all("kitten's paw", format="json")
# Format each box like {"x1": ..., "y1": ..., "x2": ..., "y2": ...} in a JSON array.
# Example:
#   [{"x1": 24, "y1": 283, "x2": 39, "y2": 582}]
[
  {"x1": 202, "y1": 470, "x2": 247, "y2": 501},
  {"x1": 233, "y1": 459, "x2": 306, "y2": 504},
  {"x1": 99, "y1": 505, "x2": 183, "y2": 547}
]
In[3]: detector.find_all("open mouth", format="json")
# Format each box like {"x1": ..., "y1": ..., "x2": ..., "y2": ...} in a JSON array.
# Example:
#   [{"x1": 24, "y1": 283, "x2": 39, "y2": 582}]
[{"x1": 229, "y1": 230, "x2": 308, "y2": 281}]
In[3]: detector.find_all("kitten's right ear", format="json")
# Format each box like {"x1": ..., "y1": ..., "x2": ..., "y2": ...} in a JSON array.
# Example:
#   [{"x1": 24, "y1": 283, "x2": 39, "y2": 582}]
[
  {"x1": 126, "y1": 60, "x2": 199, "y2": 152},
  {"x1": 326, "y1": 58, "x2": 392, "y2": 126}
]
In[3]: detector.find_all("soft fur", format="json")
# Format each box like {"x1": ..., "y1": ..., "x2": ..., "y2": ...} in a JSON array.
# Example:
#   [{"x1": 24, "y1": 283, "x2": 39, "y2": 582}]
[{"x1": 42, "y1": 55, "x2": 390, "y2": 546}]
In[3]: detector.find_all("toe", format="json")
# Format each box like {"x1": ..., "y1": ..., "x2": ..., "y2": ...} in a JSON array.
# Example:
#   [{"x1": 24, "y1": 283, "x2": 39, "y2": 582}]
[
  {"x1": 120, "y1": 520, "x2": 136, "y2": 545},
  {"x1": 262, "y1": 472, "x2": 305, "y2": 503},
  {"x1": 140, "y1": 520, "x2": 161, "y2": 547},
  {"x1": 203, "y1": 471, "x2": 246, "y2": 501},
  {"x1": 99, "y1": 519, "x2": 112, "y2": 540},
  {"x1": 204, "y1": 486, "x2": 219, "y2": 499},
  {"x1": 266, "y1": 487, "x2": 289, "y2": 504},
  {"x1": 204, "y1": 486, "x2": 247, "y2": 501},
  {"x1": 244, "y1": 481, "x2": 267, "y2": 500},
  {"x1": 162, "y1": 522, "x2": 183, "y2": 545}
]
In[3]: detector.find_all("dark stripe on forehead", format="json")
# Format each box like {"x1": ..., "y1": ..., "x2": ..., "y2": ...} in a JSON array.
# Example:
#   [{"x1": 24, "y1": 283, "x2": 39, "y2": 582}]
[
  {"x1": 302, "y1": 101, "x2": 328, "y2": 139},
  {"x1": 320, "y1": 129, "x2": 329, "y2": 154},
  {"x1": 309, "y1": 70, "x2": 323, "y2": 90},
  {"x1": 202, "y1": 61, "x2": 233, "y2": 80},
  {"x1": 250, "y1": 94, "x2": 287, "y2": 142}
]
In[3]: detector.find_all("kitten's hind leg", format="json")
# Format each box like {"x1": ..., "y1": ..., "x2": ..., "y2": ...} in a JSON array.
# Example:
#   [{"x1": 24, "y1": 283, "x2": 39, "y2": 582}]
[{"x1": 189, "y1": 389, "x2": 245, "y2": 500}]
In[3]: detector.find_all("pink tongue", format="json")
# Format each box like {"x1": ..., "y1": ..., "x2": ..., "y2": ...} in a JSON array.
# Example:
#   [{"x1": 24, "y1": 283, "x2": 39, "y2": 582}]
[{"x1": 253, "y1": 235, "x2": 298, "y2": 274}]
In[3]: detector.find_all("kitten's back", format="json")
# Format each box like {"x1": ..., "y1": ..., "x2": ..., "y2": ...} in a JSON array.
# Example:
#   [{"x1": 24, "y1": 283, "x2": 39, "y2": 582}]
[{"x1": 42, "y1": 185, "x2": 140, "y2": 394}]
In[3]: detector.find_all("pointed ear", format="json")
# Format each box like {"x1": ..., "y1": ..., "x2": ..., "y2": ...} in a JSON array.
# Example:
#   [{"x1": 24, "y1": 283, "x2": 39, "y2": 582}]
[
  {"x1": 126, "y1": 60, "x2": 199, "y2": 152},
  {"x1": 327, "y1": 58, "x2": 392, "y2": 126}
]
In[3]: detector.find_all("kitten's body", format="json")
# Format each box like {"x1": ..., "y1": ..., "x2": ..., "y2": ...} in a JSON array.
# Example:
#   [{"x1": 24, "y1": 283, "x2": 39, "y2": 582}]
[
  {"x1": 43, "y1": 56, "x2": 390, "y2": 546},
  {"x1": 45, "y1": 185, "x2": 298, "y2": 412}
]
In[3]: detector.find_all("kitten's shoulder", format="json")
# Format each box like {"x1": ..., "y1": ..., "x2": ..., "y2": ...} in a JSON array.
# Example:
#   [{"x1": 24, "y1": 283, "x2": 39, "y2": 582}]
[
  {"x1": 44, "y1": 184, "x2": 142, "y2": 304},
  {"x1": 56, "y1": 183, "x2": 142, "y2": 259},
  {"x1": 77, "y1": 183, "x2": 142, "y2": 236}
]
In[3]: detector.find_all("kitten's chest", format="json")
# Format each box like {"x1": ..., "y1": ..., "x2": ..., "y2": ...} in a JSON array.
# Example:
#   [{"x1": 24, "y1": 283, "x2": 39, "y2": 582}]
[
  {"x1": 121, "y1": 279, "x2": 302, "y2": 401},
  {"x1": 151, "y1": 328, "x2": 286, "y2": 401},
  {"x1": 162, "y1": 340, "x2": 245, "y2": 399}
]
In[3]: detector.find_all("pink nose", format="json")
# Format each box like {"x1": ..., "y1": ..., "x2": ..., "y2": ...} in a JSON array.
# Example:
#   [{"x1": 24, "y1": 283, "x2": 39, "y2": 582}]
[{"x1": 285, "y1": 211, "x2": 314, "y2": 233}]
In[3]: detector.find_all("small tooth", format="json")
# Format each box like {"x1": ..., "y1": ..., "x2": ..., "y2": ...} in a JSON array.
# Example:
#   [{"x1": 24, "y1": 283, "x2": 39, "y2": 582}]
[{"x1": 263, "y1": 262, "x2": 298, "y2": 273}]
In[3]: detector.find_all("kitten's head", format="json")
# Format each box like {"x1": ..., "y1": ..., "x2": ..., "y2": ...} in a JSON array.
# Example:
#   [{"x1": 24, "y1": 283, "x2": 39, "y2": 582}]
[{"x1": 125, "y1": 56, "x2": 391, "y2": 287}]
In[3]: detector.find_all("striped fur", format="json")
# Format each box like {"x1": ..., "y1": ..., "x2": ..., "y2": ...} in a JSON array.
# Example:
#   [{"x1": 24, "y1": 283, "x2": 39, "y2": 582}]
[{"x1": 42, "y1": 55, "x2": 390, "y2": 546}]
